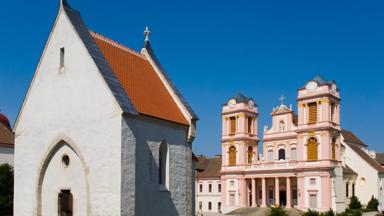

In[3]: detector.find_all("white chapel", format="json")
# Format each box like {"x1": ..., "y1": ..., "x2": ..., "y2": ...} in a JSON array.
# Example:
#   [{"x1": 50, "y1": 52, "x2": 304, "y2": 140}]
[{"x1": 13, "y1": 0, "x2": 197, "y2": 215}]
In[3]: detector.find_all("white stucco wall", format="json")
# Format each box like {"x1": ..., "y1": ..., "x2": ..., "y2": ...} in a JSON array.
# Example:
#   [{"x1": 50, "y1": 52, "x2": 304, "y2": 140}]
[
  {"x1": 0, "y1": 147, "x2": 14, "y2": 166},
  {"x1": 343, "y1": 143, "x2": 379, "y2": 205},
  {"x1": 14, "y1": 10, "x2": 123, "y2": 216}
]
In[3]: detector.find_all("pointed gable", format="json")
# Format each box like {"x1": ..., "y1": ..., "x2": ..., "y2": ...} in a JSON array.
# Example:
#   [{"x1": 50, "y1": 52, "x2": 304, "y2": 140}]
[{"x1": 91, "y1": 32, "x2": 189, "y2": 125}]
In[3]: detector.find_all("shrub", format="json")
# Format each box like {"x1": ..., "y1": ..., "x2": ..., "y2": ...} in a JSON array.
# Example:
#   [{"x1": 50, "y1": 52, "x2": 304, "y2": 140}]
[
  {"x1": 322, "y1": 209, "x2": 335, "y2": 216},
  {"x1": 348, "y1": 196, "x2": 362, "y2": 209},
  {"x1": 301, "y1": 209, "x2": 321, "y2": 216},
  {"x1": 268, "y1": 206, "x2": 288, "y2": 216},
  {"x1": 366, "y1": 195, "x2": 379, "y2": 211},
  {"x1": 0, "y1": 164, "x2": 13, "y2": 216}
]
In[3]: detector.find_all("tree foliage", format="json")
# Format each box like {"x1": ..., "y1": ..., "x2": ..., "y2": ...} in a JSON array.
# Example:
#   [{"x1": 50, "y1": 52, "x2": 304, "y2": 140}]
[{"x1": 0, "y1": 164, "x2": 13, "y2": 216}]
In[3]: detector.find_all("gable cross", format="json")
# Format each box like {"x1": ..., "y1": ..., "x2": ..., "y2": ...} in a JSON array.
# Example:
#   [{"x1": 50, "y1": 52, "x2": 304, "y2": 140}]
[
  {"x1": 279, "y1": 95, "x2": 286, "y2": 105},
  {"x1": 144, "y1": 26, "x2": 150, "y2": 42}
]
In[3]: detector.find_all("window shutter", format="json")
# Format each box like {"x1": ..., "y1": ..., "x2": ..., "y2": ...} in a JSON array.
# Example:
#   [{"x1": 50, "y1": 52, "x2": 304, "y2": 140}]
[{"x1": 308, "y1": 102, "x2": 318, "y2": 124}]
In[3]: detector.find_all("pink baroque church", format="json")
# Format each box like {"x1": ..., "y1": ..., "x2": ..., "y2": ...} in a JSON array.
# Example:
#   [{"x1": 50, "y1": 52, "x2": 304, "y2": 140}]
[{"x1": 217, "y1": 76, "x2": 384, "y2": 213}]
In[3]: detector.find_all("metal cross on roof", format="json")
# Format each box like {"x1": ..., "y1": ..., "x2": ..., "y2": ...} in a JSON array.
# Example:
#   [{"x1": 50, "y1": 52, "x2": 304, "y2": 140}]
[
  {"x1": 144, "y1": 26, "x2": 150, "y2": 42},
  {"x1": 279, "y1": 94, "x2": 286, "y2": 105}
]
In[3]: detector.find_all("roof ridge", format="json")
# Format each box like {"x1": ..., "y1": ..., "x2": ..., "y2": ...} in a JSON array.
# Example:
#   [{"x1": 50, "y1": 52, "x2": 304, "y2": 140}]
[{"x1": 90, "y1": 31, "x2": 146, "y2": 60}]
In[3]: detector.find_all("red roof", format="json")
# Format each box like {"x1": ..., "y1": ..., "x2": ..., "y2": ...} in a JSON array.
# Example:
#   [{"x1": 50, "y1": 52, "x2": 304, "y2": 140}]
[
  {"x1": 91, "y1": 32, "x2": 189, "y2": 126},
  {"x1": 0, "y1": 113, "x2": 11, "y2": 129}
]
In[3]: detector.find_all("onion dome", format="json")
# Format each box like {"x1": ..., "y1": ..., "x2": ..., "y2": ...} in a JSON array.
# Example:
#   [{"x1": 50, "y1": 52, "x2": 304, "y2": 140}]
[{"x1": 0, "y1": 112, "x2": 11, "y2": 129}]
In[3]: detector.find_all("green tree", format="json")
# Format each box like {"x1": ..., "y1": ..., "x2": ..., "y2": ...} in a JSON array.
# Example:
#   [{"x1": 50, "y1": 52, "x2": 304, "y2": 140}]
[
  {"x1": 0, "y1": 164, "x2": 13, "y2": 216},
  {"x1": 348, "y1": 196, "x2": 362, "y2": 209},
  {"x1": 322, "y1": 209, "x2": 335, "y2": 216},
  {"x1": 301, "y1": 209, "x2": 321, "y2": 216},
  {"x1": 366, "y1": 195, "x2": 379, "y2": 211},
  {"x1": 268, "y1": 206, "x2": 288, "y2": 216}
]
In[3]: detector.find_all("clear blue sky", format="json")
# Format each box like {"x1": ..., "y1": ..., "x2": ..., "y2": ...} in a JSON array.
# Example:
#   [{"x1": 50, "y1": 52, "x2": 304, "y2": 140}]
[{"x1": 0, "y1": 0, "x2": 383, "y2": 156}]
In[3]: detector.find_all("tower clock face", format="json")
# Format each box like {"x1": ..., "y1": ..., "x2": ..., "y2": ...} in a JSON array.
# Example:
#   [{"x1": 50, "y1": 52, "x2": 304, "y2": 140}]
[
  {"x1": 305, "y1": 81, "x2": 318, "y2": 93},
  {"x1": 228, "y1": 99, "x2": 237, "y2": 107}
]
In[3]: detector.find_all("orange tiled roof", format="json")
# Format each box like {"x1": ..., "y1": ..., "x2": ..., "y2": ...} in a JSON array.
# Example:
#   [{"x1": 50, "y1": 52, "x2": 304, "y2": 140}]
[{"x1": 91, "y1": 32, "x2": 189, "y2": 126}]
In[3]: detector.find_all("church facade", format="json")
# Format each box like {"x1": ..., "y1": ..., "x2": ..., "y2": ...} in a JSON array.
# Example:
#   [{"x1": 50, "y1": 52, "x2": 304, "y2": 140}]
[
  {"x1": 13, "y1": 1, "x2": 197, "y2": 216},
  {"x1": 215, "y1": 76, "x2": 384, "y2": 214}
]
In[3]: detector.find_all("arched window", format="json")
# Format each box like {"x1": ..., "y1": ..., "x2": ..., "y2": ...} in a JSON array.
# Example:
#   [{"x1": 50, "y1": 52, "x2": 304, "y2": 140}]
[
  {"x1": 279, "y1": 121, "x2": 285, "y2": 132},
  {"x1": 278, "y1": 149, "x2": 286, "y2": 160},
  {"x1": 159, "y1": 142, "x2": 168, "y2": 187},
  {"x1": 58, "y1": 190, "x2": 73, "y2": 216},
  {"x1": 291, "y1": 147, "x2": 297, "y2": 161},
  {"x1": 228, "y1": 146, "x2": 236, "y2": 166},
  {"x1": 247, "y1": 146, "x2": 253, "y2": 164},
  {"x1": 332, "y1": 137, "x2": 336, "y2": 160},
  {"x1": 307, "y1": 137, "x2": 318, "y2": 161}
]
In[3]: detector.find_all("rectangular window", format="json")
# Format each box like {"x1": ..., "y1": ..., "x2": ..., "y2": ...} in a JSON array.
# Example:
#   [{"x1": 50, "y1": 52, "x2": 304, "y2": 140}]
[
  {"x1": 199, "y1": 184, "x2": 203, "y2": 193},
  {"x1": 218, "y1": 183, "x2": 221, "y2": 192},
  {"x1": 291, "y1": 148, "x2": 297, "y2": 160},
  {"x1": 268, "y1": 150, "x2": 274, "y2": 162},
  {"x1": 346, "y1": 183, "x2": 349, "y2": 197},
  {"x1": 308, "y1": 102, "x2": 318, "y2": 124},
  {"x1": 208, "y1": 184, "x2": 212, "y2": 193},
  {"x1": 309, "y1": 194, "x2": 317, "y2": 209},
  {"x1": 230, "y1": 180, "x2": 235, "y2": 187},
  {"x1": 247, "y1": 117, "x2": 253, "y2": 134},
  {"x1": 230, "y1": 117, "x2": 236, "y2": 135},
  {"x1": 229, "y1": 193, "x2": 235, "y2": 206},
  {"x1": 310, "y1": 178, "x2": 316, "y2": 185},
  {"x1": 331, "y1": 103, "x2": 336, "y2": 122},
  {"x1": 60, "y1": 47, "x2": 65, "y2": 70},
  {"x1": 208, "y1": 202, "x2": 212, "y2": 210},
  {"x1": 352, "y1": 184, "x2": 355, "y2": 196},
  {"x1": 218, "y1": 202, "x2": 221, "y2": 211},
  {"x1": 199, "y1": 201, "x2": 202, "y2": 210}
]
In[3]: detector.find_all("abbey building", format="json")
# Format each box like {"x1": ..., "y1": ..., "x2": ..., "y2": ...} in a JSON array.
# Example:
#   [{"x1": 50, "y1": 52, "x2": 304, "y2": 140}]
[{"x1": 196, "y1": 76, "x2": 384, "y2": 214}]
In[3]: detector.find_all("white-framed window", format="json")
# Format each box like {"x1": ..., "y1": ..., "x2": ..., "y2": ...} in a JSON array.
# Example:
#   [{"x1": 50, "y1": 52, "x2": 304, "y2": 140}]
[
  {"x1": 208, "y1": 184, "x2": 212, "y2": 192},
  {"x1": 268, "y1": 150, "x2": 274, "y2": 161},
  {"x1": 310, "y1": 178, "x2": 316, "y2": 185},
  {"x1": 291, "y1": 147, "x2": 297, "y2": 161},
  {"x1": 309, "y1": 194, "x2": 317, "y2": 209},
  {"x1": 199, "y1": 184, "x2": 203, "y2": 193},
  {"x1": 208, "y1": 202, "x2": 212, "y2": 210}
]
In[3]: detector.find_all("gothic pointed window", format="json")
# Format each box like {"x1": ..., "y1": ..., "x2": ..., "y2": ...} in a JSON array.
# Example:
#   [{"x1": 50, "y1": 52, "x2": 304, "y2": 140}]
[
  {"x1": 308, "y1": 102, "x2": 318, "y2": 124},
  {"x1": 278, "y1": 149, "x2": 286, "y2": 160},
  {"x1": 247, "y1": 146, "x2": 253, "y2": 164},
  {"x1": 228, "y1": 146, "x2": 236, "y2": 166},
  {"x1": 58, "y1": 190, "x2": 73, "y2": 216},
  {"x1": 230, "y1": 117, "x2": 236, "y2": 135},
  {"x1": 307, "y1": 137, "x2": 318, "y2": 161},
  {"x1": 159, "y1": 141, "x2": 168, "y2": 187}
]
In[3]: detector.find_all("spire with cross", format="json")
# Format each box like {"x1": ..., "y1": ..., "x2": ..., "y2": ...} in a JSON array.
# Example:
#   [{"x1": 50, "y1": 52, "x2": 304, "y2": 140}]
[
  {"x1": 279, "y1": 94, "x2": 286, "y2": 105},
  {"x1": 144, "y1": 26, "x2": 150, "y2": 42}
]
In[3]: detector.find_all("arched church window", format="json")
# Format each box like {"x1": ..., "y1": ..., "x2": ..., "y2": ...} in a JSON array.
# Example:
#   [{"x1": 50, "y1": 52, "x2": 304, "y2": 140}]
[
  {"x1": 58, "y1": 190, "x2": 73, "y2": 216},
  {"x1": 159, "y1": 141, "x2": 168, "y2": 187},
  {"x1": 62, "y1": 154, "x2": 70, "y2": 167},
  {"x1": 228, "y1": 146, "x2": 236, "y2": 166},
  {"x1": 247, "y1": 146, "x2": 253, "y2": 164},
  {"x1": 332, "y1": 137, "x2": 336, "y2": 160},
  {"x1": 307, "y1": 137, "x2": 318, "y2": 161},
  {"x1": 278, "y1": 149, "x2": 286, "y2": 160},
  {"x1": 279, "y1": 121, "x2": 285, "y2": 132}
]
